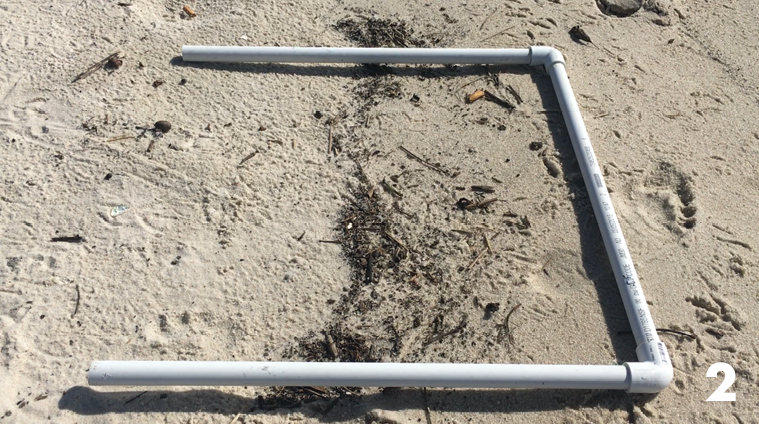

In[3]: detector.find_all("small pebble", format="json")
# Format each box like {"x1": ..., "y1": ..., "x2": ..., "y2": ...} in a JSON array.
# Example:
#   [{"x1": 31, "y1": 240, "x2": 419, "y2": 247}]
[
  {"x1": 529, "y1": 141, "x2": 543, "y2": 151},
  {"x1": 598, "y1": 0, "x2": 642, "y2": 17},
  {"x1": 154, "y1": 121, "x2": 172, "y2": 133}
]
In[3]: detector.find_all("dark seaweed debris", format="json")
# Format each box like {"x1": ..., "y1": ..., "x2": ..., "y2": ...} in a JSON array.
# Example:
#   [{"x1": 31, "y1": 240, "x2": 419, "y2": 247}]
[{"x1": 335, "y1": 18, "x2": 425, "y2": 48}]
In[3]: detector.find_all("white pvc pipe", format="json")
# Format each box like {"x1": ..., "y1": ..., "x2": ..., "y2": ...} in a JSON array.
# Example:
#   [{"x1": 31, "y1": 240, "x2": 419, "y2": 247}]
[
  {"x1": 88, "y1": 46, "x2": 672, "y2": 393},
  {"x1": 90, "y1": 362, "x2": 629, "y2": 390},
  {"x1": 181, "y1": 46, "x2": 532, "y2": 65}
]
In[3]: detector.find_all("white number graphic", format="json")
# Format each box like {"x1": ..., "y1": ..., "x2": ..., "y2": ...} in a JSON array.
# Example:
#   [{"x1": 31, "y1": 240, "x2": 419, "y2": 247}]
[{"x1": 706, "y1": 362, "x2": 736, "y2": 401}]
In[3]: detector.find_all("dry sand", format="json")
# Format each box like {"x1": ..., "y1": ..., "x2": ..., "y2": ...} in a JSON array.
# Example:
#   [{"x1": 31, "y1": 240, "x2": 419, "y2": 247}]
[{"x1": 2, "y1": 0, "x2": 759, "y2": 422}]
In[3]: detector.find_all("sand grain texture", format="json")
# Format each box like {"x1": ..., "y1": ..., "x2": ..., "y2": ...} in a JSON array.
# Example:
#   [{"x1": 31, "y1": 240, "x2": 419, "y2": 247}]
[{"x1": 1, "y1": 0, "x2": 758, "y2": 422}]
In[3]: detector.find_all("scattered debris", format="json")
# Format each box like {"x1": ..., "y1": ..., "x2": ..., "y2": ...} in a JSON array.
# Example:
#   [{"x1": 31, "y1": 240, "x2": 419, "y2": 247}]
[
  {"x1": 110, "y1": 205, "x2": 129, "y2": 217},
  {"x1": 506, "y1": 85, "x2": 523, "y2": 104},
  {"x1": 467, "y1": 89, "x2": 486, "y2": 104},
  {"x1": 467, "y1": 89, "x2": 515, "y2": 109},
  {"x1": 72, "y1": 52, "x2": 121, "y2": 82},
  {"x1": 146, "y1": 138, "x2": 157, "y2": 153},
  {"x1": 104, "y1": 173, "x2": 113, "y2": 180},
  {"x1": 51, "y1": 235, "x2": 84, "y2": 243},
  {"x1": 81, "y1": 119, "x2": 98, "y2": 133},
  {"x1": 471, "y1": 185, "x2": 495, "y2": 193},
  {"x1": 424, "y1": 315, "x2": 467, "y2": 346},
  {"x1": 529, "y1": 141, "x2": 544, "y2": 151},
  {"x1": 152, "y1": 80, "x2": 165, "y2": 88},
  {"x1": 484, "y1": 302, "x2": 500, "y2": 319},
  {"x1": 106, "y1": 56, "x2": 123, "y2": 70},
  {"x1": 183, "y1": 5, "x2": 197, "y2": 17},
  {"x1": 238, "y1": 152, "x2": 257, "y2": 167},
  {"x1": 335, "y1": 18, "x2": 424, "y2": 48},
  {"x1": 457, "y1": 197, "x2": 498, "y2": 211},
  {"x1": 154, "y1": 120, "x2": 172, "y2": 134},
  {"x1": 179, "y1": 78, "x2": 188, "y2": 85},
  {"x1": 483, "y1": 90, "x2": 515, "y2": 109},
  {"x1": 380, "y1": 178, "x2": 403, "y2": 198},
  {"x1": 326, "y1": 333, "x2": 339, "y2": 358},
  {"x1": 569, "y1": 25, "x2": 592, "y2": 44}
]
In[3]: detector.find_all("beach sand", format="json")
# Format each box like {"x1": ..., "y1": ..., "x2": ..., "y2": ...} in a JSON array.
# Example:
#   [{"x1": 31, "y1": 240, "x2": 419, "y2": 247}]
[{"x1": 1, "y1": 0, "x2": 758, "y2": 422}]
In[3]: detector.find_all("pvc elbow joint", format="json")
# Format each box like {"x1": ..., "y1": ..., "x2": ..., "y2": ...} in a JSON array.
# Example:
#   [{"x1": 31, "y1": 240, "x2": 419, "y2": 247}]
[
  {"x1": 529, "y1": 46, "x2": 565, "y2": 68},
  {"x1": 624, "y1": 342, "x2": 674, "y2": 393}
]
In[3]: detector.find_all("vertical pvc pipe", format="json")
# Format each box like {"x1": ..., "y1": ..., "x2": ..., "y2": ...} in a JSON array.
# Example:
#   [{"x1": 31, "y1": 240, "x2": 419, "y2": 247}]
[{"x1": 533, "y1": 48, "x2": 671, "y2": 391}]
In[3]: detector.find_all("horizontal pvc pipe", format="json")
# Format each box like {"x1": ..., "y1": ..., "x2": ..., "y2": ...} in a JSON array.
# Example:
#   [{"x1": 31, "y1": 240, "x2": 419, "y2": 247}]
[
  {"x1": 89, "y1": 361, "x2": 630, "y2": 390},
  {"x1": 89, "y1": 46, "x2": 673, "y2": 393},
  {"x1": 182, "y1": 46, "x2": 532, "y2": 65}
]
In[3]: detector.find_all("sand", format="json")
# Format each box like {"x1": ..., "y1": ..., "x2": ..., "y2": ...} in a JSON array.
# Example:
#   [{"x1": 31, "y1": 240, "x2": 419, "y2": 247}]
[{"x1": 1, "y1": 0, "x2": 758, "y2": 422}]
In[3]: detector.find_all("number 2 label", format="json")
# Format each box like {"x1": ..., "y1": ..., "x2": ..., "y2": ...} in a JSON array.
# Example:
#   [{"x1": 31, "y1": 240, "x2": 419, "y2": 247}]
[{"x1": 706, "y1": 362, "x2": 736, "y2": 401}]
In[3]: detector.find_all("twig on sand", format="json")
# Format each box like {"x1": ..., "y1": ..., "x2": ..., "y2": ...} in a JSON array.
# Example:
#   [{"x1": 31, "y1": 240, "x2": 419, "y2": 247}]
[
  {"x1": 467, "y1": 232, "x2": 499, "y2": 270},
  {"x1": 618, "y1": 328, "x2": 696, "y2": 340},
  {"x1": 146, "y1": 138, "x2": 156, "y2": 153},
  {"x1": 479, "y1": 8, "x2": 499, "y2": 30},
  {"x1": 425, "y1": 315, "x2": 467, "y2": 346},
  {"x1": 399, "y1": 146, "x2": 449, "y2": 176},
  {"x1": 466, "y1": 247, "x2": 489, "y2": 271},
  {"x1": 506, "y1": 85, "x2": 523, "y2": 104},
  {"x1": 383, "y1": 231, "x2": 408, "y2": 252},
  {"x1": 422, "y1": 388, "x2": 432, "y2": 424},
  {"x1": 51, "y1": 235, "x2": 84, "y2": 243},
  {"x1": 497, "y1": 303, "x2": 521, "y2": 345},
  {"x1": 73, "y1": 52, "x2": 120, "y2": 83},
  {"x1": 124, "y1": 391, "x2": 147, "y2": 404},
  {"x1": 483, "y1": 90, "x2": 515, "y2": 109},
  {"x1": 71, "y1": 284, "x2": 81, "y2": 318},
  {"x1": 479, "y1": 26, "x2": 516, "y2": 42},
  {"x1": 380, "y1": 178, "x2": 403, "y2": 198},
  {"x1": 238, "y1": 151, "x2": 257, "y2": 167},
  {"x1": 105, "y1": 135, "x2": 135, "y2": 143}
]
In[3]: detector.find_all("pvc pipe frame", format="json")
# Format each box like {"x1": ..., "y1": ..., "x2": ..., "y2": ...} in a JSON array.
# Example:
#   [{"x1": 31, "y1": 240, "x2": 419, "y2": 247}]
[{"x1": 89, "y1": 46, "x2": 672, "y2": 393}]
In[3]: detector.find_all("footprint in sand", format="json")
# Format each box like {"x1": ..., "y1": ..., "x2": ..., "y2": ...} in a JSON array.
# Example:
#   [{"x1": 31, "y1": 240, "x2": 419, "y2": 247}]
[
  {"x1": 686, "y1": 292, "x2": 745, "y2": 333},
  {"x1": 643, "y1": 161, "x2": 697, "y2": 231}
]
